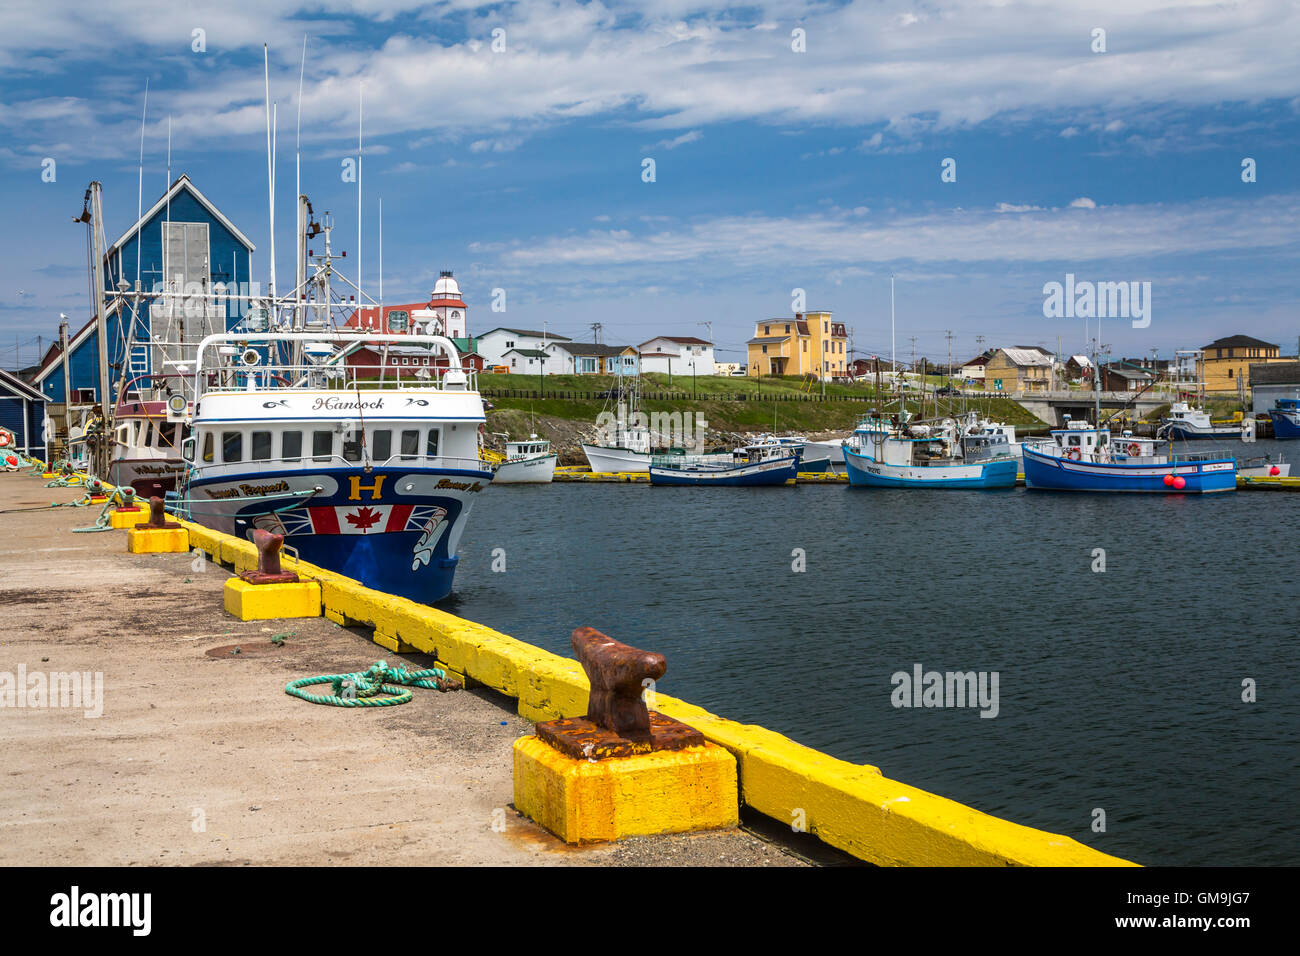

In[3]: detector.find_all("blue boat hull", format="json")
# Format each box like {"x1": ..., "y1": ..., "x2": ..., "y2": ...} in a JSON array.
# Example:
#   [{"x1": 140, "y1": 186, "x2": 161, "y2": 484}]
[
  {"x1": 649, "y1": 457, "x2": 798, "y2": 486},
  {"x1": 1022, "y1": 447, "x2": 1236, "y2": 493},
  {"x1": 185, "y1": 465, "x2": 493, "y2": 603},
  {"x1": 1269, "y1": 410, "x2": 1300, "y2": 440},
  {"x1": 843, "y1": 449, "x2": 1018, "y2": 488}
]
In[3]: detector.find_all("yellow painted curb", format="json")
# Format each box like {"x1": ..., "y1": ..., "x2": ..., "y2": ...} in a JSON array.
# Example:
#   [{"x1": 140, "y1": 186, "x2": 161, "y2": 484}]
[
  {"x1": 513, "y1": 736, "x2": 738, "y2": 843},
  {"x1": 223, "y1": 578, "x2": 322, "y2": 621},
  {"x1": 126, "y1": 526, "x2": 189, "y2": 554}
]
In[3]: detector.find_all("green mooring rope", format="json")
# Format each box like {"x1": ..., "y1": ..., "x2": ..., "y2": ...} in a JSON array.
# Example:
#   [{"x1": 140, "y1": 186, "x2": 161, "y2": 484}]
[{"x1": 285, "y1": 660, "x2": 452, "y2": 707}]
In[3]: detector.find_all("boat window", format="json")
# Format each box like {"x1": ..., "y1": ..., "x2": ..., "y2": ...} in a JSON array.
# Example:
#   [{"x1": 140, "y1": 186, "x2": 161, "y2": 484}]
[
  {"x1": 1068, "y1": 436, "x2": 1081, "y2": 446},
  {"x1": 159, "y1": 421, "x2": 177, "y2": 447},
  {"x1": 312, "y1": 430, "x2": 333, "y2": 461},
  {"x1": 426, "y1": 429, "x2": 440, "y2": 458},
  {"x1": 250, "y1": 431, "x2": 272, "y2": 461},
  {"x1": 400, "y1": 430, "x2": 419, "y2": 460},
  {"x1": 222, "y1": 431, "x2": 243, "y2": 463},
  {"x1": 282, "y1": 431, "x2": 302, "y2": 462},
  {"x1": 202, "y1": 433, "x2": 214, "y2": 463},
  {"x1": 372, "y1": 430, "x2": 391, "y2": 461},
  {"x1": 342, "y1": 437, "x2": 363, "y2": 462}
]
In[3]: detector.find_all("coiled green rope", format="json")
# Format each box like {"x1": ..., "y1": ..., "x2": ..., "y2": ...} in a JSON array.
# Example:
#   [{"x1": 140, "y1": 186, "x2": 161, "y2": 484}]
[{"x1": 285, "y1": 660, "x2": 454, "y2": 707}]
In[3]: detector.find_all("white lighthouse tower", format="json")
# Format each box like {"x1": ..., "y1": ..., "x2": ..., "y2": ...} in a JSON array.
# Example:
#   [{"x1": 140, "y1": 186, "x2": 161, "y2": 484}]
[{"x1": 414, "y1": 270, "x2": 468, "y2": 338}]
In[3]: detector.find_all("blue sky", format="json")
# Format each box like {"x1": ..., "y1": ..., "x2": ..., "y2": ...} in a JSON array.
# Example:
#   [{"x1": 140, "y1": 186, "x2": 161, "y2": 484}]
[{"x1": 2, "y1": 0, "x2": 1299, "y2": 371}]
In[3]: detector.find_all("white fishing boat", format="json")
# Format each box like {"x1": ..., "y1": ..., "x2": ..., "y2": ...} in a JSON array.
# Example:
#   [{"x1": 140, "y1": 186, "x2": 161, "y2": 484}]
[
  {"x1": 493, "y1": 434, "x2": 557, "y2": 484},
  {"x1": 844, "y1": 413, "x2": 1018, "y2": 489},
  {"x1": 179, "y1": 331, "x2": 492, "y2": 603},
  {"x1": 1157, "y1": 402, "x2": 1244, "y2": 440},
  {"x1": 582, "y1": 385, "x2": 652, "y2": 473}
]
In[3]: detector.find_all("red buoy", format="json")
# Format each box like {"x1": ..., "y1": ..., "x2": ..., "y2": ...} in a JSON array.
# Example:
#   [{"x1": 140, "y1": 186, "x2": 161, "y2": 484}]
[
  {"x1": 1270, "y1": 465, "x2": 1281, "y2": 476},
  {"x1": 1173, "y1": 475, "x2": 1186, "y2": 490},
  {"x1": 1163, "y1": 473, "x2": 1174, "y2": 486}
]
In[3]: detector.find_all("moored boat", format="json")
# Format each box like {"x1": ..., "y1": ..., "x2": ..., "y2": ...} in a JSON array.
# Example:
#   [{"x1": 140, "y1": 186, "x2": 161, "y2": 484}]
[
  {"x1": 843, "y1": 414, "x2": 1018, "y2": 489},
  {"x1": 1157, "y1": 402, "x2": 1245, "y2": 440},
  {"x1": 1267, "y1": 397, "x2": 1300, "y2": 440},
  {"x1": 179, "y1": 332, "x2": 493, "y2": 603},
  {"x1": 1022, "y1": 421, "x2": 1236, "y2": 493},
  {"x1": 649, "y1": 442, "x2": 798, "y2": 486},
  {"x1": 493, "y1": 434, "x2": 557, "y2": 484}
]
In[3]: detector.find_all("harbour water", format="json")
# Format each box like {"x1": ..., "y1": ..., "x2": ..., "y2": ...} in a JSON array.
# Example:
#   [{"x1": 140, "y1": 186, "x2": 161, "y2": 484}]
[{"x1": 447, "y1": 438, "x2": 1298, "y2": 866}]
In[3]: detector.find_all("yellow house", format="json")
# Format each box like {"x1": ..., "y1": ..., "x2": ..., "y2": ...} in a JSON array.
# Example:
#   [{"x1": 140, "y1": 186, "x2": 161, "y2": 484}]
[
  {"x1": 984, "y1": 347, "x2": 1053, "y2": 393},
  {"x1": 1197, "y1": 335, "x2": 1288, "y2": 393},
  {"x1": 746, "y1": 311, "x2": 848, "y2": 379}
]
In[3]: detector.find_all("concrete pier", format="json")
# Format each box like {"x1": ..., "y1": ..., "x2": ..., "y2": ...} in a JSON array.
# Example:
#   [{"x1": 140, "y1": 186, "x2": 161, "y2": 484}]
[{"x1": 0, "y1": 477, "x2": 800, "y2": 866}]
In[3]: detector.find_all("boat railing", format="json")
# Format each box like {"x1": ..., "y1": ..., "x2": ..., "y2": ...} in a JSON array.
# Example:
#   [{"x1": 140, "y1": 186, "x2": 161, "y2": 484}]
[{"x1": 192, "y1": 333, "x2": 475, "y2": 397}]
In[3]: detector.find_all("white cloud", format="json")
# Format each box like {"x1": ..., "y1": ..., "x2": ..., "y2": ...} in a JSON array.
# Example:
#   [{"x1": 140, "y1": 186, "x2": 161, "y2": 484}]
[
  {"x1": 4, "y1": 1, "x2": 1300, "y2": 157},
  {"x1": 649, "y1": 130, "x2": 702, "y2": 150},
  {"x1": 1069, "y1": 197, "x2": 1097, "y2": 209},
  {"x1": 494, "y1": 193, "x2": 1300, "y2": 271}
]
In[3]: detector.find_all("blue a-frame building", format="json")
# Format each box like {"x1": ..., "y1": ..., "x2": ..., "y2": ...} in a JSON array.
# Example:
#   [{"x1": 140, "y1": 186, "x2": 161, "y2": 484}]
[{"x1": 33, "y1": 175, "x2": 256, "y2": 408}]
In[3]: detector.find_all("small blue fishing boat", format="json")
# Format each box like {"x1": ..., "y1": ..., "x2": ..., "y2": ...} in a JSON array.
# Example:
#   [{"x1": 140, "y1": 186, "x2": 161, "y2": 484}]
[
  {"x1": 1268, "y1": 397, "x2": 1300, "y2": 440},
  {"x1": 648, "y1": 443, "x2": 798, "y2": 486},
  {"x1": 1022, "y1": 420, "x2": 1236, "y2": 494},
  {"x1": 843, "y1": 414, "x2": 1018, "y2": 489}
]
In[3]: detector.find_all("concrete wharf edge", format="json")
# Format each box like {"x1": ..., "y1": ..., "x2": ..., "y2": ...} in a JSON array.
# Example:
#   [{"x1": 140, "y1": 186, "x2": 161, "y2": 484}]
[{"x1": 180, "y1": 516, "x2": 1136, "y2": 868}]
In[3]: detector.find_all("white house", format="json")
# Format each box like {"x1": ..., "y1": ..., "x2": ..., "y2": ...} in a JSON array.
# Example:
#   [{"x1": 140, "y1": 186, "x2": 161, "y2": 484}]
[
  {"x1": 637, "y1": 336, "x2": 714, "y2": 376},
  {"x1": 501, "y1": 348, "x2": 549, "y2": 374},
  {"x1": 477, "y1": 328, "x2": 572, "y2": 368},
  {"x1": 544, "y1": 342, "x2": 639, "y2": 376}
]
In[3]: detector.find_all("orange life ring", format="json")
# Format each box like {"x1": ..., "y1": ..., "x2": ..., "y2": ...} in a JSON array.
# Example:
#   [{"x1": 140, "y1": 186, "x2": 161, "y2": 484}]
[
  {"x1": 0, "y1": 431, "x2": 10, "y2": 447},
  {"x1": 1066, "y1": 447, "x2": 1082, "y2": 461},
  {"x1": 1128, "y1": 442, "x2": 1141, "y2": 456}
]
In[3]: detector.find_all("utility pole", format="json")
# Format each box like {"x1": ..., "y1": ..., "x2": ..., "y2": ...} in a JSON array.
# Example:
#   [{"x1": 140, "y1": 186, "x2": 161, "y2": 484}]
[
  {"x1": 589, "y1": 322, "x2": 602, "y2": 344},
  {"x1": 944, "y1": 329, "x2": 953, "y2": 390}
]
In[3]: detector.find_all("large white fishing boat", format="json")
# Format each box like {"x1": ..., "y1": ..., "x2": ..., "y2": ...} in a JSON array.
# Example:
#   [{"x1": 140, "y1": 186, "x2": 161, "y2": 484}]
[{"x1": 178, "y1": 331, "x2": 492, "y2": 602}]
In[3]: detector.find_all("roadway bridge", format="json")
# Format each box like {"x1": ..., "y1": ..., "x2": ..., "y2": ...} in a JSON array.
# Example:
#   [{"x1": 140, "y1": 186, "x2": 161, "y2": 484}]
[{"x1": 979, "y1": 389, "x2": 1167, "y2": 427}]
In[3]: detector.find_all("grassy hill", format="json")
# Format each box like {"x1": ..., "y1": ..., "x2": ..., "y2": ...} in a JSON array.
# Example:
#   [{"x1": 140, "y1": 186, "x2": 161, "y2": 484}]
[{"x1": 481, "y1": 374, "x2": 1050, "y2": 463}]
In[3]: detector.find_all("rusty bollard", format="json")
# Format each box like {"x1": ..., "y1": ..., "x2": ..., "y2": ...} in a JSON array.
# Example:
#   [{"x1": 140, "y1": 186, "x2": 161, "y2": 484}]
[
  {"x1": 238, "y1": 529, "x2": 300, "y2": 585},
  {"x1": 145, "y1": 495, "x2": 181, "y2": 529},
  {"x1": 534, "y1": 628, "x2": 703, "y2": 760},
  {"x1": 572, "y1": 626, "x2": 666, "y2": 740}
]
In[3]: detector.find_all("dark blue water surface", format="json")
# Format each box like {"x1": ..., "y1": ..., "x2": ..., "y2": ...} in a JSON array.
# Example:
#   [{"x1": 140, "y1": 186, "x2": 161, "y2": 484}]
[{"x1": 445, "y1": 439, "x2": 1299, "y2": 866}]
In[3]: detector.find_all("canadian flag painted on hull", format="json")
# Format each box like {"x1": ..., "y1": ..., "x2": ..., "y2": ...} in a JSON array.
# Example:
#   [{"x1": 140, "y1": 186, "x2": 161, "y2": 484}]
[{"x1": 277, "y1": 504, "x2": 448, "y2": 536}]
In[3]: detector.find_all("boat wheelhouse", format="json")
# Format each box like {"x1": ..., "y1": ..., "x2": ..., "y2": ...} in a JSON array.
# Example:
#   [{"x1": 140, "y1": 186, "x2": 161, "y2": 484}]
[
  {"x1": 108, "y1": 399, "x2": 186, "y2": 498},
  {"x1": 179, "y1": 332, "x2": 493, "y2": 603},
  {"x1": 1021, "y1": 421, "x2": 1236, "y2": 494}
]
